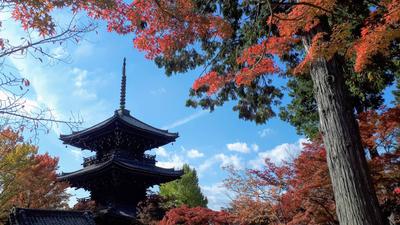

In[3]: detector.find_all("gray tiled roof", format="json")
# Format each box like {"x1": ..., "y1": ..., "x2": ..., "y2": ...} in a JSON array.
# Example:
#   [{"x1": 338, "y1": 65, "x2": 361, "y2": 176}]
[
  {"x1": 7, "y1": 208, "x2": 95, "y2": 225},
  {"x1": 60, "y1": 109, "x2": 178, "y2": 144},
  {"x1": 58, "y1": 155, "x2": 183, "y2": 183}
]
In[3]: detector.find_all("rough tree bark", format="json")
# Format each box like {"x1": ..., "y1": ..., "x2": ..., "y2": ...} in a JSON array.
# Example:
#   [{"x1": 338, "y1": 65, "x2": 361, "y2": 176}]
[{"x1": 308, "y1": 54, "x2": 384, "y2": 225}]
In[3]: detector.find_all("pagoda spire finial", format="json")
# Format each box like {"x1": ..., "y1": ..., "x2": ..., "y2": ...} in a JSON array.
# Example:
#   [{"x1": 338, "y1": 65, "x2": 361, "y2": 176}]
[{"x1": 120, "y1": 58, "x2": 127, "y2": 110}]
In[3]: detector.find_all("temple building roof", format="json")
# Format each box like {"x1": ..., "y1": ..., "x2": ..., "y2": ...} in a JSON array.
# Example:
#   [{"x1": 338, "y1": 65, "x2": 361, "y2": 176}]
[
  {"x1": 6, "y1": 208, "x2": 95, "y2": 225},
  {"x1": 59, "y1": 109, "x2": 178, "y2": 151},
  {"x1": 59, "y1": 58, "x2": 178, "y2": 152},
  {"x1": 53, "y1": 58, "x2": 184, "y2": 225},
  {"x1": 58, "y1": 154, "x2": 182, "y2": 184}
]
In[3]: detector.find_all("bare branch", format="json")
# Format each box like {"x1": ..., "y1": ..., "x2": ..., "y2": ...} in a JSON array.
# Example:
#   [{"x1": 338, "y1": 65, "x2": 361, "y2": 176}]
[{"x1": 0, "y1": 13, "x2": 93, "y2": 138}]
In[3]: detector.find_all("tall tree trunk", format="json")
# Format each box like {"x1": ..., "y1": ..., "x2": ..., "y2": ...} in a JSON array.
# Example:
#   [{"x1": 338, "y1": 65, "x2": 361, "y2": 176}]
[{"x1": 308, "y1": 54, "x2": 384, "y2": 225}]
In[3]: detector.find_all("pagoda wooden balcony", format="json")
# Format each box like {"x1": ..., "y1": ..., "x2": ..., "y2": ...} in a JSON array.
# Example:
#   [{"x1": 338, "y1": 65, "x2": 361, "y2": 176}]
[
  {"x1": 82, "y1": 153, "x2": 156, "y2": 167},
  {"x1": 76, "y1": 197, "x2": 91, "y2": 203}
]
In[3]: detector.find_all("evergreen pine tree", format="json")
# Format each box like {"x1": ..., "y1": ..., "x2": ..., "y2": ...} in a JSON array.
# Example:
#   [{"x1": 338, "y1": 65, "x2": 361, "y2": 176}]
[{"x1": 159, "y1": 164, "x2": 207, "y2": 208}]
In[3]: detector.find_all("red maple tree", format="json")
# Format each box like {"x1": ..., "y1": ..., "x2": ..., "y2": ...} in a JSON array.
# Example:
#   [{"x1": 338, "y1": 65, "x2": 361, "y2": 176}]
[
  {"x1": 225, "y1": 106, "x2": 400, "y2": 225},
  {"x1": 159, "y1": 205, "x2": 234, "y2": 225},
  {"x1": 0, "y1": 129, "x2": 70, "y2": 221},
  {"x1": 8, "y1": 1, "x2": 400, "y2": 224}
]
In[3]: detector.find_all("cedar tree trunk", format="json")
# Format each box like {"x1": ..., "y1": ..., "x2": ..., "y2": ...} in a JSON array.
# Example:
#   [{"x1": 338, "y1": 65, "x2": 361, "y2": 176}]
[{"x1": 308, "y1": 54, "x2": 384, "y2": 225}]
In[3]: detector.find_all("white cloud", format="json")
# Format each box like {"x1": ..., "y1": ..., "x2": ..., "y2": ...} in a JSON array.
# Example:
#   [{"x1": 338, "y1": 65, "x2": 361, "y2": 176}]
[
  {"x1": 67, "y1": 188, "x2": 90, "y2": 208},
  {"x1": 50, "y1": 46, "x2": 68, "y2": 59},
  {"x1": 155, "y1": 147, "x2": 168, "y2": 157},
  {"x1": 216, "y1": 154, "x2": 242, "y2": 169},
  {"x1": 198, "y1": 153, "x2": 243, "y2": 176},
  {"x1": 70, "y1": 149, "x2": 83, "y2": 160},
  {"x1": 258, "y1": 128, "x2": 273, "y2": 138},
  {"x1": 201, "y1": 182, "x2": 232, "y2": 210},
  {"x1": 1, "y1": 14, "x2": 111, "y2": 135},
  {"x1": 198, "y1": 159, "x2": 215, "y2": 175},
  {"x1": 72, "y1": 68, "x2": 97, "y2": 100},
  {"x1": 249, "y1": 138, "x2": 309, "y2": 169},
  {"x1": 73, "y1": 41, "x2": 94, "y2": 58},
  {"x1": 186, "y1": 149, "x2": 204, "y2": 158},
  {"x1": 73, "y1": 68, "x2": 87, "y2": 88},
  {"x1": 162, "y1": 110, "x2": 207, "y2": 130},
  {"x1": 251, "y1": 144, "x2": 259, "y2": 152},
  {"x1": 227, "y1": 142, "x2": 250, "y2": 153},
  {"x1": 156, "y1": 154, "x2": 184, "y2": 169},
  {"x1": 8, "y1": 54, "x2": 106, "y2": 134},
  {"x1": 154, "y1": 147, "x2": 186, "y2": 169}
]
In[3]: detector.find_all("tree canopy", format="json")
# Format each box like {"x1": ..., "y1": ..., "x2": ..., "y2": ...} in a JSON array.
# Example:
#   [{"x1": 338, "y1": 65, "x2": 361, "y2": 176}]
[
  {"x1": 159, "y1": 164, "x2": 208, "y2": 208},
  {"x1": 225, "y1": 106, "x2": 400, "y2": 225},
  {"x1": 7, "y1": 1, "x2": 400, "y2": 224},
  {"x1": 159, "y1": 205, "x2": 234, "y2": 225},
  {"x1": 0, "y1": 129, "x2": 69, "y2": 222}
]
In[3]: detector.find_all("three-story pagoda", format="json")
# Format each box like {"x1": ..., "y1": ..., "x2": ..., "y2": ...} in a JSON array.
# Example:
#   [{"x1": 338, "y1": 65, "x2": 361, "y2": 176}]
[{"x1": 58, "y1": 59, "x2": 183, "y2": 225}]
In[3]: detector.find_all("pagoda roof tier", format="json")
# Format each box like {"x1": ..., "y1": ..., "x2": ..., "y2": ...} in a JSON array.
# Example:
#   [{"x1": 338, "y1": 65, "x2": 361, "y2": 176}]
[
  {"x1": 60, "y1": 109, "x2": 178, "y2": 151},
  {"x1": 58, "y1": 155, "x2": 183, "y2": 185}
]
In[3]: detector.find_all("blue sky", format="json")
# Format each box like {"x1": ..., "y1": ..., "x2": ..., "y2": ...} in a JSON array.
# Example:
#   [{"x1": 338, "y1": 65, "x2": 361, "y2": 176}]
[{"x1": 3, "y1": 11, "x2": 394, "y2": 210}]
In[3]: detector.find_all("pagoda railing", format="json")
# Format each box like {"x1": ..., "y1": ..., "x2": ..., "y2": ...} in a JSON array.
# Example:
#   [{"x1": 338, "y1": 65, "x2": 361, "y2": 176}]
[
  {"x1": 76, "y1": 197, "x2": 92, "y2": 203},
  {"x1": 82, "y1": 155, "x2": 104, "y2": 167},
  {"x1": 143, "y1": 154, "x2": 156, "y2": 163},
  {"x1": 82, "y1": 153, "x2": 156, "y2": 167}
]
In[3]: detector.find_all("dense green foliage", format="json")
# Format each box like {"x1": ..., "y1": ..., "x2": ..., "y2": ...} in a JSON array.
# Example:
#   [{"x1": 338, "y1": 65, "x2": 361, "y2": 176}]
[
  {"x1": 159, "y1": 164, "x2": 207, "y2": 208},
  {"x1": 150, "y1": 1, "x2": 399, "y2": 139}
]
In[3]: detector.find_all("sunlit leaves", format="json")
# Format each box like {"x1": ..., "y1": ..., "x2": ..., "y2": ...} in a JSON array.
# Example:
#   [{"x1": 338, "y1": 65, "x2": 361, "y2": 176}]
[
  {"x1": 0, "y1": 129, "x2": 69, "y2": 221},
  {"x1": 159, "y1": 205, "x2": 234, "y2": 225},
  {"x1": 224, "y1": 106, "x2": 400, "y2": 225},
  {"x1": 159, "y1": 164, "x2": 208, "y2": 208}
]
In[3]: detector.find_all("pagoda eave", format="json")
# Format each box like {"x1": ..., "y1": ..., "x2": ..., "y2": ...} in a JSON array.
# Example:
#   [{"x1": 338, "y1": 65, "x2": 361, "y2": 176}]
[
  {"x1": 58, "y1": 159, "x2": 183, "y2": 184},
  {"x1": 60, "y1": 111, "x2": 178, "y2": 151},
  {"x1": 60, "y1": 110, "x2": 178, "y2": 141}
]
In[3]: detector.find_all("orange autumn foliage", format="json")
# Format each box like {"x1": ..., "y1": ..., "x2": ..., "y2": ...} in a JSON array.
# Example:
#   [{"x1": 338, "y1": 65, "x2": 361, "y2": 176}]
[
  {"x1": 159, "y1": 205, "x2": 234, "y2": 225},
  {"x1": 9, "y1": 1, "x2": 399, "y2": 94},
  {"x1": 128, "y1": 1, "x2": 232, "y2": 60},
  {"x1": 353, "y1": 0, "x2": 400, "y2": 72},
  {"x1": 8, "y1": 0, "x2": 232, "y2": 60},
  {"x1": 359, "y1": 106, "x2": 400, "y2": 157},
  {"x1": 188, "y1": 1, "x2": 399, "y2": 94},
  {"x1": 225, "y1": 106, "x2": 400, "y2": 225},
  {"x1": 11, "y1": 153, "x2": 70, "y2": 209},
  {"x1": 0, "y1": 129, "x2": 69, "y2": 221}
]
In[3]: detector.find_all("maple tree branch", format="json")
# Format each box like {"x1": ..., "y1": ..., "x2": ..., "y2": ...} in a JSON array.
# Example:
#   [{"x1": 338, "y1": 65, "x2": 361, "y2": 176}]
[
  {"x1": 0, "y1": 20, "x2": 96, "y2": 59},
  {"x1": 0, "y1": 70, "x2": 83, "y2": 141},
  {"x1": 0, "y1": 14, "x2": 93, "y2": 138},
  {"x1": 153, "y1": 0, "x2": 184, "y2": 22},
  {"x1": 309, "y1": 197, "x2": 338, "y2": 224},
  {"x1": 273, "y1": 1, "x2": 333, "y2": 14}
]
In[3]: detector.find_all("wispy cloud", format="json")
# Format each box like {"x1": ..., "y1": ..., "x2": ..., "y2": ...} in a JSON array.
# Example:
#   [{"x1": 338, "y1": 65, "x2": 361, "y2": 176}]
[
  {"x1": 251, "y1": 144, "x2": 259, "y2": 152},
  {"x1": 248, "y1": 138, "x2": 309, "y2": 169},
  {"x1": 156, "y1": 154, "x2": 185, "y2": 169},
  {"x1": 162, "y1": 110, "x2": 207, "y2": 130},
  {"x1": 72, "y1": 68, "x2": 97, "y2": 100},
  {"x1": 186, "y1": 149, "x2": 204, "y2": 158},
  {"x1": 70, "y1": 149, "x2": 83, "y2": 160},
  {"x1": 155, "y1": 147, "x2": 168, "y2": 157},
  {"x1": 227, "y1": 142, "x2": 250, "y2": 153},
  {"x1": 258, "y1": 128, "x2": 273, "y2": 138},
  {"x1": 201, "y1": 182, "x2": 232, "y2": 210},
  {"x1": 3, "y1": 17, "x2": 110, "y2": 135},
  {"x1": 198, "y1": 153, "x2": 243, "y2": 176},
  {"x1": 73, "y1": 41, "x2": 94, "y2": 58}
]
